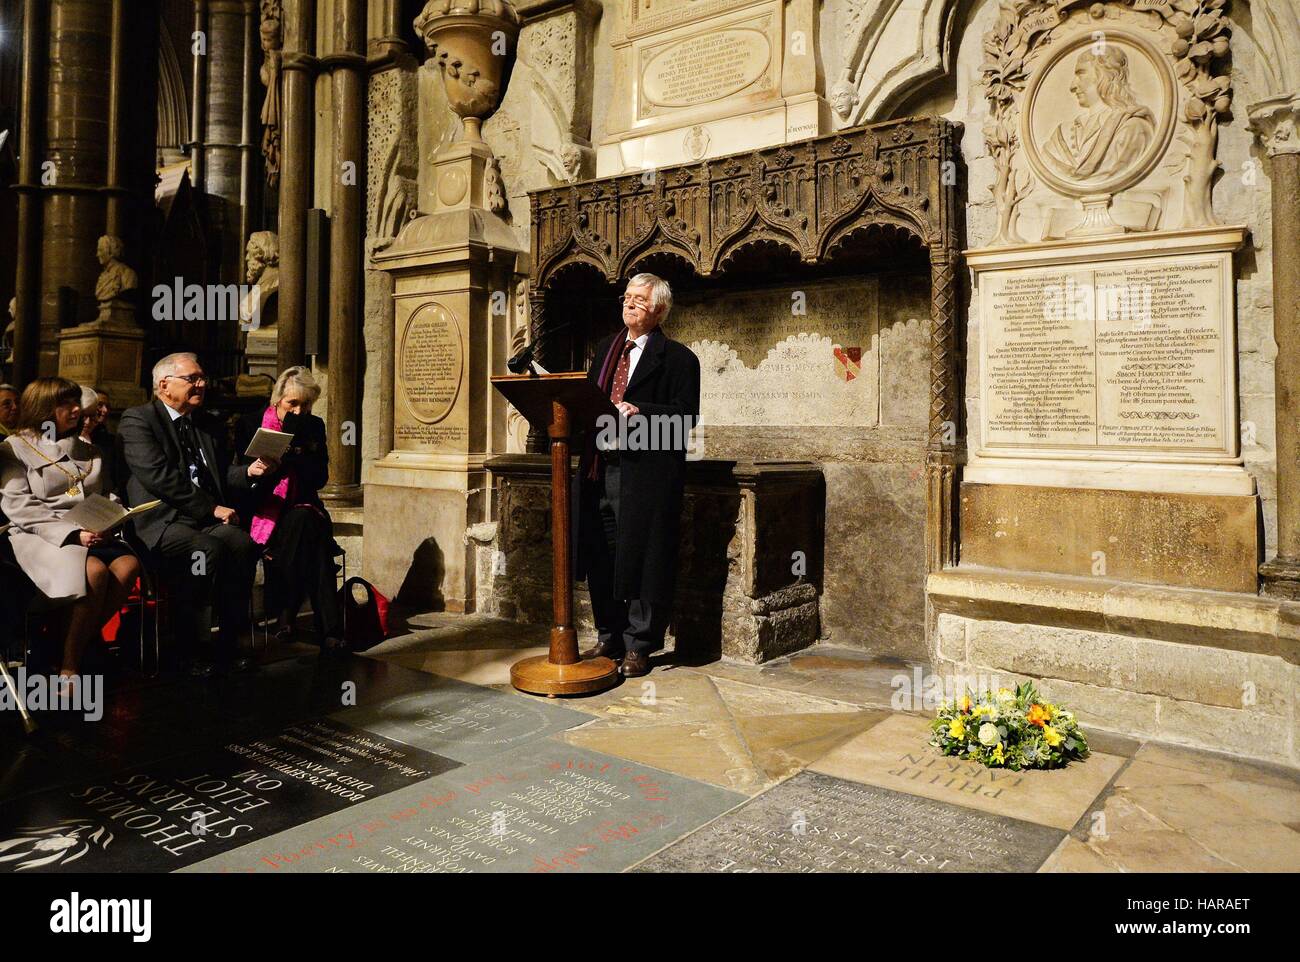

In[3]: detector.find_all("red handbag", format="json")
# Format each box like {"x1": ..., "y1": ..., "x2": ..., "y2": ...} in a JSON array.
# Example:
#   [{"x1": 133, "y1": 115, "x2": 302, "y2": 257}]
[{"x1": 338, "y1": 576, "x2": 390, "y2": 651}]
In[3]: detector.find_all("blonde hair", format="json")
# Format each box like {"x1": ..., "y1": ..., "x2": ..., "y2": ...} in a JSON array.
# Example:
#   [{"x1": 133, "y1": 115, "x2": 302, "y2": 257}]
[{"x1": 272, "y1": 365, "x2": 320, "y2": 406}]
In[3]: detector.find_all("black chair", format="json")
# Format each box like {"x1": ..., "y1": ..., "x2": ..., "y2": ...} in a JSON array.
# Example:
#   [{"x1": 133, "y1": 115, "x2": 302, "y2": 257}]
[{"x1": 0, "y1": 535, "x2": 41, "y2": 733}]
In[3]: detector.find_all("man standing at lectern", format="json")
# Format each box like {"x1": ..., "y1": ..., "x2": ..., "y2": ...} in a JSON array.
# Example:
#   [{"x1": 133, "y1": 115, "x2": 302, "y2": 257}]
[{"x1": 577, "y1": 273, "x2": 701, "y2": 678}]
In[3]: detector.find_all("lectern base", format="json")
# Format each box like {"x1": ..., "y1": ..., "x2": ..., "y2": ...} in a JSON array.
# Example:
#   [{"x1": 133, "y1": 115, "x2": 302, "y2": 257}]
[{"x1": 510, "y1": 655, "x2": 620, "y2": 696}]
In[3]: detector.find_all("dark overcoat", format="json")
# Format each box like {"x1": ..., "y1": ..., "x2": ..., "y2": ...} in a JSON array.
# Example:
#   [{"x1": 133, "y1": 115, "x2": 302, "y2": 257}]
[
  {"x1": 573, "y1": 326, "x2": 701, "y2": 604},
  {"x1": 118, "y1": 397, "x2": 254, "y2": 549}
]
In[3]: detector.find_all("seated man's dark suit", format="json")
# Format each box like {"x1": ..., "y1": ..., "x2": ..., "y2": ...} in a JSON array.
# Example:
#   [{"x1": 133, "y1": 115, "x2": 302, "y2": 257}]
[
  {"x1": 119, "y1": 397, "x2": 259, "y2": 661},
  {"x1": 574, "y1": 326, "x2": 701, "y2": 659}
]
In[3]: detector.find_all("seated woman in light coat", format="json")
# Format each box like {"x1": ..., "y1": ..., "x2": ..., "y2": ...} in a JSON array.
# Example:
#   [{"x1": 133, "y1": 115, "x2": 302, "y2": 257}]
[{"x1": 0, "y1": 377, "x2": 142, "y2": 680}]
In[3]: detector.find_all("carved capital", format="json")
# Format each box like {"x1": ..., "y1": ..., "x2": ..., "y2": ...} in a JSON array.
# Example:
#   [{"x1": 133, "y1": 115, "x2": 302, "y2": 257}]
[{"x1": 1248, "y1": 94, "x2": 1300, "y2": 157}]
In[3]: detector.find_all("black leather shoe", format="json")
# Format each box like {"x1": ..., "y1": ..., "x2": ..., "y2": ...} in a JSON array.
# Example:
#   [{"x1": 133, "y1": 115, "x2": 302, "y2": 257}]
[
  {"x1": 582, "y1": 640, "x2": 624, "y2": 662},
  {"x1": 620, "y1": 651, "x2": 650, "y2": 677}
]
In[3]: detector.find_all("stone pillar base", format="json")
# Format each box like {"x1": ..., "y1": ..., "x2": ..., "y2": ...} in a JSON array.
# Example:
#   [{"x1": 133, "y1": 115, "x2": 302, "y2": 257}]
[
  {"x1": 362, "y1": 455, "x2": 489, "y2": 612},
  {"x1": 57, "y1": 315, "x2": 146, "y2": 406},
  {"x1": 1260, "y1": 558, "x2": 1300, "y2": 601}
]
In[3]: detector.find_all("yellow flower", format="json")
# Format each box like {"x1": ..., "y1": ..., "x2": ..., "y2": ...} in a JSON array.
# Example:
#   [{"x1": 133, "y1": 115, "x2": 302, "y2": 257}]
[
  {"x1": 992, "y1": 742, "x2": 1005, "y2": 765},
  {"x1": 948, "y1": 717, "x2": 966, "y2": 740},
  {"x1": 972, "y1": 703, "x2": 994, "y2": 718},
  {"x1": 959, "y1": 694, "x2": 972, "y2": 714},
  {"x1": 1042, "y1": 725, "x2": 1063, "y2": 747}
]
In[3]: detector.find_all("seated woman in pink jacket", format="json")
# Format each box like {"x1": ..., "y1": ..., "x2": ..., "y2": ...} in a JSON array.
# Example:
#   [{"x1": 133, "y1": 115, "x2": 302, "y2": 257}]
[
  {"x1": 250, "y1": 366, "x2": 344, "y2": 650},
  {"x1": 0, "y1": 377, "x2": 142, "y2": 681}
]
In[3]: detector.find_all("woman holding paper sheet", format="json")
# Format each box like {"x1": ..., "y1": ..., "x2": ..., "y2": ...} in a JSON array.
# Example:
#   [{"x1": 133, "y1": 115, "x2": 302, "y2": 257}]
[
  {"x1": 0, "y1": 378, "x2": 142, "y2": 679},
  {"x1": 250, "y1": 366, "x2": 345, "y2": 650}
]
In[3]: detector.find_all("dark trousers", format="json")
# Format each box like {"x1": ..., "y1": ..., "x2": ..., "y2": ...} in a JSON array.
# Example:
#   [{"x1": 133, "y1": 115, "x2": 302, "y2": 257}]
[
  {"x1": 265, "y1": 506, "x2": 341, "y2": 639},
  {"x1": 580, "y1": 461, "x2": 669, "y2": 657},
  {"x1": 155, "y1": 519, "x2": 258, "y2": 659}
]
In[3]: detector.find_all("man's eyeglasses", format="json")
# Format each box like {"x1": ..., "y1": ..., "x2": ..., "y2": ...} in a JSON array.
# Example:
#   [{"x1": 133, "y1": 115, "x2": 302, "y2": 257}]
[
  {"x1": 166, "y1": 373, "x2": 209, "y2": 386},
  {"x1": 621, "y1": 295, "x2": 652, "y2": 311}
]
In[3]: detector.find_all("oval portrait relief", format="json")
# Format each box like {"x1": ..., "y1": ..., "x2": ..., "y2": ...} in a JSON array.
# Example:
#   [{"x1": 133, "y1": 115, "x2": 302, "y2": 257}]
[
  {"x1": 399, "y1": 302, "x2": 464, "y2": 425},
  {"x1": 1021, "y1": 31, "x2": 1175, "y2": 197}
]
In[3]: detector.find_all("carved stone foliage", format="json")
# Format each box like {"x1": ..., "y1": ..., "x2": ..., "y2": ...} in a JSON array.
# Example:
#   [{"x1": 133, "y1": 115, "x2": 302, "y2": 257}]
[
  {"x1": 980, "y1": 0, "x2": 1233, "y2": 244},
  {"x1": 529, "y1": 118, "x2": 959, "y2": 287},
  {"x1": 368, "y1": 68, "x2": 419, "y2": 248},
  {"x1": 259, "y1": 0, "x2": 283, "y2": 187}
]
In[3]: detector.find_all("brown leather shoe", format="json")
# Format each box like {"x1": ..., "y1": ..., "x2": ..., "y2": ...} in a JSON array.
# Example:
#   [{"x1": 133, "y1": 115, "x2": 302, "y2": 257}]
[
  {"x1": 620, "y1": 651, "x2": 650, "y2": 677},
  {"x1": 582, "y1": 640, "x2": 624, "y2": 662}
]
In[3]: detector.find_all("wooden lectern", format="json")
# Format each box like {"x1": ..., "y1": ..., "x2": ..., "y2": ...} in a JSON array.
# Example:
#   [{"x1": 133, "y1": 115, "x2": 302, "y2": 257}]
[{"x1": 490, "y1": 371, "x2": 621, "y2": 696}]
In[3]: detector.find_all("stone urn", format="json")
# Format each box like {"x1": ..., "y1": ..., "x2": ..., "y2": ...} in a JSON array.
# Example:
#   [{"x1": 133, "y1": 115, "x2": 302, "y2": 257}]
[{"x1": 415, "y1": 0, "x2": 520, "y2": 143}]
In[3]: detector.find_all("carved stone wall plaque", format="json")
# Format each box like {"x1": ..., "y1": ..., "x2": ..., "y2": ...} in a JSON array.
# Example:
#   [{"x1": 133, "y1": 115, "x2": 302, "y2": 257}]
[
  {"x1": 966, "y1": 226, "x2": 1253, "y2": 496},
  {"x1": 399, "y1": 302, "x2": 464, "y2": 427},
  {"x1": 639, "y1": 25, "x2": 772, "y2": 114},
  {"x1": 979, "y1": 0, "x2": 1236, "y2": 243},
  {"x1": 1022, "y1": 32, "x2": 1176, "y2": 200},
  {"x1": 597, "y1": 0, "x2": 829, "y2": 175}
]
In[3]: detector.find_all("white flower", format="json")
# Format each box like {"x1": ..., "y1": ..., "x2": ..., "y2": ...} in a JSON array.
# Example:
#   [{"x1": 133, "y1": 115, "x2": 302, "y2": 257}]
[{"x1": 978, "y1": 723, "x2": 1000, "y2": 746}]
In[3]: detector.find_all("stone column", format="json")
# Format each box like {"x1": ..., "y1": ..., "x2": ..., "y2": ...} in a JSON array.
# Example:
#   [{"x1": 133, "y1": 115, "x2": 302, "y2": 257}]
[
  {"x1": 39, "y1": 0, "x2": 114, "y2": 366},
  {"x1": 276, "y1": 0, "x2": 316, "y2": 369},
  {"x1": 104, "y1": 0, "x2": 127, "y2": 238},
  {"x1": 188, "y1": 0, "x2": 208, "y2": 193},
  {"x1": 204, "y1": 0, "x2": 258, "y2": 289},
  {"x1": 320, "y1": 0, "x2": 366, "y2": 504},
  {"x1": 11, "y1": 0, "x2": 48, "y2": 385},
  {"x1": 926, "y1": 246, "x2": 960, "y2": 573},
  {"x1": 1252, "y1": 95, "x2": 1300, "y2": 599}
]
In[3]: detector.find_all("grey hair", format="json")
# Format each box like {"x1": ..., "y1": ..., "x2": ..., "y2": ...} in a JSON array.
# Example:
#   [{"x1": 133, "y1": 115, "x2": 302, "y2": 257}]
[
  {"x1": 0, "y1": 383, "x2": 16, "y2": 396},
  {"x1": 152, "y1": 351, "x2": 199, "y2": 389},
  {"x1": 272, "y1": 365, "x2": 321, "y2": 406},
  {"x1": 626, "y1": 272, "x2": 673, "y2": 320},
  {"x1": 79, "y1": 384, "x2": 99, "y2": 410}
]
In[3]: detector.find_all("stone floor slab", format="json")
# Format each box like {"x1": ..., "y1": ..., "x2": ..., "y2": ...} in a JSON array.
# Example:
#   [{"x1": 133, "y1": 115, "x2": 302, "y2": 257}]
[
  {"x1": 0, "y1": 717, "x2": 457, "y2": 872},
  {"x1": 378, "y1": 645, "x2": 551, "y2": 688},
  {"x1": 634, "y1": 771, "x2": 1064, "y2": 873},
  {"x1": 1133, "y1": 742, "x2": 1300, "y2": 792},
  {"x1": 809, "y1": 713, "x2": 1124, "y2": 830},
  {"x1": 334, "y1": 675, "x2": 589, "y2": 764},
  {"x1": 184, "y1": 740, "x2": 744, "y2": 874},
  {"x1": 1181, "y1": 818, "x2": 1300, "y2": 872}
]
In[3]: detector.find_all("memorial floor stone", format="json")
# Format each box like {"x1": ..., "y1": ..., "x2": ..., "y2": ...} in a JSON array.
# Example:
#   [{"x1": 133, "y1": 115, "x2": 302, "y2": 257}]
[
  {"x1": 809, "y1": 713, "x2": 1123, "y2": 830},
  {"x1": 558, "y1": 671, "x2": 883, "y2": 793},
  {"x1": 333, "y1": 675, "x2": 589, "y2": 764},
  {"x1": 0, "y1": 717, "x2": 458, "y2": 872},
  {"x1": 634, "y1": 771, "x2": 1064, "y2": 873},
  {"x1": 184, "y1": 739, "x2": 745, "y2": 873}
]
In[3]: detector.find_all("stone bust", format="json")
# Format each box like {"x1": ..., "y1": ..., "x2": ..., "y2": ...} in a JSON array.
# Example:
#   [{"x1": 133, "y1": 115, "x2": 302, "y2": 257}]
[
  {"x1": 241, "y1": 230, "x2": 279, "y2": 330},
  {"x1": 1042, "y1": 48, "x2": 1155, "y2": 184},
  {"x1": 94, "y1": 235, "x2": 137, "y2": 304}
]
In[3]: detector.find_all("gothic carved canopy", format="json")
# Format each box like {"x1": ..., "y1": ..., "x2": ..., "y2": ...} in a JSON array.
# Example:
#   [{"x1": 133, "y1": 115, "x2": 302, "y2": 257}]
[
  {"x1": 525, "y1": 117, "x2": 966, "y2": 571},
  {"x1": 528, "y1": 116, "x2": 962, "y2": 287}
]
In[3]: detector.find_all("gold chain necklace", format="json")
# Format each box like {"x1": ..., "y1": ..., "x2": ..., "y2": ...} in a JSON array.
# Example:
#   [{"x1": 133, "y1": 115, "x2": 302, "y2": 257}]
[{"x1": 15, "y1": 432, "x2": 88, "y2": 498}]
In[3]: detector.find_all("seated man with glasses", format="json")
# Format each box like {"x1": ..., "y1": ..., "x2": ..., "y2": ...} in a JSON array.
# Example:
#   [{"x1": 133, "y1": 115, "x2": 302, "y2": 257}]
[{"x1": 119, "y1": 352, "x2": 278, "y2": 675}]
